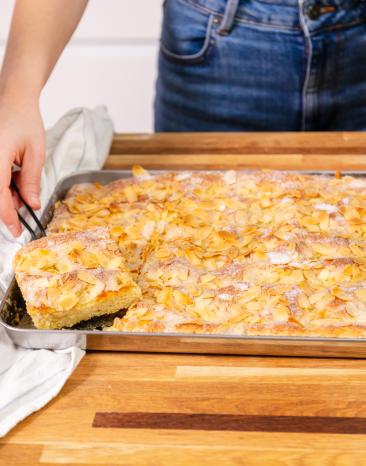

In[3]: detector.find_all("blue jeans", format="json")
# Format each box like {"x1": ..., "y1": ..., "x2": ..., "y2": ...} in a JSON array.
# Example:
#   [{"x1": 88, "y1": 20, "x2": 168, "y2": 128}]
[{"x1": 154, "y1": 0, "x2": 366, "y2": 131}]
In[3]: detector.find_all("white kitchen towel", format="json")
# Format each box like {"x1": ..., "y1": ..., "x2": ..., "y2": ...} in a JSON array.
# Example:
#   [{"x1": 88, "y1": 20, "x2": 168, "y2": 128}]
[{"x1": 0, "y1": 106, "x2": 114, "y2": 437}]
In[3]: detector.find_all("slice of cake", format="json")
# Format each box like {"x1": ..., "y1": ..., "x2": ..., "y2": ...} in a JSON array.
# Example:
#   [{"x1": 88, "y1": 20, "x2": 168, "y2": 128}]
[{"x1": 13, "y1": 227, "x2": 141, "y2": 329}]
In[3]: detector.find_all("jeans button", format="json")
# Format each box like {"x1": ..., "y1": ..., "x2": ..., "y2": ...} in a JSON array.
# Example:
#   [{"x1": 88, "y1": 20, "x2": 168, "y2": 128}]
[{"x1": 306, "y1": 4, "x2": 321, "y2": 20}]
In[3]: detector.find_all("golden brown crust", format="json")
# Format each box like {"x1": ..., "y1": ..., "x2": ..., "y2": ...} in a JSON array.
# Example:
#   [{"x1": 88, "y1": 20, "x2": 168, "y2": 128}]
[
  {"x1": 14, "y1": 227, "x2": 141, "y2": 329},
  {"x1": 34, "y1": 167, "x2": 366, "y2": 337}
]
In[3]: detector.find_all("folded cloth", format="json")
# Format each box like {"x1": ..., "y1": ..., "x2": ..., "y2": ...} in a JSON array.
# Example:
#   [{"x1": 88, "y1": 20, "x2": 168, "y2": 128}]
[{"x1": 0, "y1": 106, "x2": 114, "y2": 437}]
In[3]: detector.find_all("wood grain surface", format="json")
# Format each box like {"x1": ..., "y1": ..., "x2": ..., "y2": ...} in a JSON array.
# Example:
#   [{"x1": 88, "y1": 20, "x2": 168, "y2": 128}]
[
  {"x1": 2, "y1": 132, "x2": 366, "y2": 466},
  {"x1": 106, "y1": 132, "x2": 366, "y2": 170},
  {"x1": 93, "y1": 412, "x2": 366, "y2": 434},
  {"x1": 3, "y1": 353, "x2": 366, "y2": 465}
]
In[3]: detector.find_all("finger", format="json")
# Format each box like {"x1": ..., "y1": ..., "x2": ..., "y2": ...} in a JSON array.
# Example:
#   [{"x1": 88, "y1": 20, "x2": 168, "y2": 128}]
[
  {"x1": 11, "y1": 191, "x2": 22, "y2": 210},
  {"x1": 0, "y1": 149, "x2": 21, "y2": 236},
  {"x1": 18, "y1": 144, "x2": 45, "y2": 210},
  {"x1": 0, "y1": 189, "x2": 21, "y2": 236}
]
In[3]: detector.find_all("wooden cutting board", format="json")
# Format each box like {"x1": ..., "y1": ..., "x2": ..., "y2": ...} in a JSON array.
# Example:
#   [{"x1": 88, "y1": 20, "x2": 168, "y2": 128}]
[
  {"x1": 2, "y1": 132, "x2": 366, "y2": 466},
  {"x1": 106, "y1": 131, "x2": 366, "y2": 170}
]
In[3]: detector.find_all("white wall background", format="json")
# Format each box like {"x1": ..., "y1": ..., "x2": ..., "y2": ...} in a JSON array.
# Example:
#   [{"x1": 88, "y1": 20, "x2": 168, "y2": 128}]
[{"x1": 0, "y1": 0, "x2": 163, "y2": 132}]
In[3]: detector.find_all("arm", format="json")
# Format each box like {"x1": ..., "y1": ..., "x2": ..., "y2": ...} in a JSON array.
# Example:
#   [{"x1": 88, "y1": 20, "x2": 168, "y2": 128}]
[{"x1": 0, "y1": 0, "x2": 88, "y2": 236}]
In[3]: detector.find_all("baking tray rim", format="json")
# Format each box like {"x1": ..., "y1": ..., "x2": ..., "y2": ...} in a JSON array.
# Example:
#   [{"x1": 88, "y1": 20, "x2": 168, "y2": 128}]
[
  {"x1": 38, "y1": 167, "x2": 366, "y2": 192},
  {"x1": 3, "y1": 167, "x2": 366, "y2": 346},
  {"x1": 2, "y1": 316, "x2": 366, "y2": 345}
]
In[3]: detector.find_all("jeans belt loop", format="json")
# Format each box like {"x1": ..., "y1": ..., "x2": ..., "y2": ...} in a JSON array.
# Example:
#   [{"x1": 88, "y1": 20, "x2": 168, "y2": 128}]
[{"x1": 218, "y1": 0, "x2": 241, "y2": 35}]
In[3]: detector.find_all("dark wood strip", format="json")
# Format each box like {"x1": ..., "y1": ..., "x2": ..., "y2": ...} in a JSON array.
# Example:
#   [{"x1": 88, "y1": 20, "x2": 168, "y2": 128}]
[{"x1": 93, "y1": 412, "x2": 366, "y2": 434}]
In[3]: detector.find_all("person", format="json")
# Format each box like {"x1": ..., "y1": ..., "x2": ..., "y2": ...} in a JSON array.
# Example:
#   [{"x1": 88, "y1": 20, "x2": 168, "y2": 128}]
[{"x1": 0, "y1": 0, "x2": 366, "y2": 236}]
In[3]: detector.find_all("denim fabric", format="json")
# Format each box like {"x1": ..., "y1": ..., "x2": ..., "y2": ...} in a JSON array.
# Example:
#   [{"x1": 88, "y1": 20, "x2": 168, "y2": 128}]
[{"x1": 154, "y1": 0, "x2": 366, "y2": 131}]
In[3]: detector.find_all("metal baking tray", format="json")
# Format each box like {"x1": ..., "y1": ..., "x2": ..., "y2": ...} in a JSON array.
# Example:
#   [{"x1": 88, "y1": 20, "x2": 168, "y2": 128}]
[{"x1": 3, "y1": 169, "x2": 366, "y2": 358}]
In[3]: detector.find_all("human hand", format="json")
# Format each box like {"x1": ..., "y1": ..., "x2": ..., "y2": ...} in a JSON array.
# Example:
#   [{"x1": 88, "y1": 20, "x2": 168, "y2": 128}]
[{"x1": 0, "y1": 91, "x2": 45, "y2": 236}]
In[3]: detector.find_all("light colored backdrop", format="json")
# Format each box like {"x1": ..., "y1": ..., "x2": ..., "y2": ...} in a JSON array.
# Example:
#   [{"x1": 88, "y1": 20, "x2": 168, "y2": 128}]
[{"x1": 0, "y1": 0, "x2": 163, "y2": 132}]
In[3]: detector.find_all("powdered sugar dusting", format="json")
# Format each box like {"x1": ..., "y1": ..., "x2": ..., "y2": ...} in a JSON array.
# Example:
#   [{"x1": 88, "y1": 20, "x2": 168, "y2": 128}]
[
  {"x1": 314, "y1": 203, "x2": 337, "y2": 214},
  {"x1": 267, "y1": 252, "x2": 291, "y2": 265},
  {"x1": 234, "y1": 282, "x2": 249, "y2": 291},
  {"x1": 175, "y1": 172, "x2": 192, "y2": 181},
  {"x1": 218, "y1": 293, "x2": 232, "y2": 301}
]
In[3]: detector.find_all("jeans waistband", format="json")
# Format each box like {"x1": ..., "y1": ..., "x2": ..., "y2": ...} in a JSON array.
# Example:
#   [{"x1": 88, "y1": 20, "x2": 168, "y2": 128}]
[
  {"x1": 190, "y1": 0, "x2": 366, "y2": 8},
  {"x1": 186, "y1": 0, "x2": 366, "y2": 31}
]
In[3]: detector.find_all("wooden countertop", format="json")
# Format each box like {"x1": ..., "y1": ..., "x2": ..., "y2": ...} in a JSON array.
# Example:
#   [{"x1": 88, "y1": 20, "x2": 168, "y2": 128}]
[
  {"x1": 106, "y1": 131, "x2": 366, "y2": 170},
  {"x1": 3, "y1": 132, "x2": 366, "y2": 466}
]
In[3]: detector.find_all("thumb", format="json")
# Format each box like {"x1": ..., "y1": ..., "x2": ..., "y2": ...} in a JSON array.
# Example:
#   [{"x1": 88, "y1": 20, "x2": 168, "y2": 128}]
[
  {"x1": 0, "y1": 147, "x2": 21, "y2": 236},
  {"x1": 18, "y1": 145, "x2": 45, "y2": 210}
]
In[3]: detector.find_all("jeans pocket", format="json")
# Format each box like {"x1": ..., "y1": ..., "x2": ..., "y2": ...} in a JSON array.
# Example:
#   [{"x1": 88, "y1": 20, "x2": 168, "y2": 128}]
[{"x1": 160, "y1": 0, "x2": 215, "y2": 65}]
